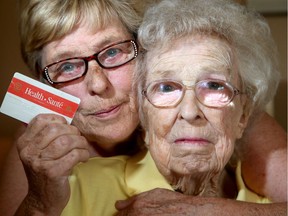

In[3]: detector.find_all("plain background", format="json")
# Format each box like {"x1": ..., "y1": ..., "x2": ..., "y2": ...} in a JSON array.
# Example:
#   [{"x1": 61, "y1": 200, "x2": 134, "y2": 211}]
[{"x1": 0, "y1": 0, "x2": 287, "y2": 170}]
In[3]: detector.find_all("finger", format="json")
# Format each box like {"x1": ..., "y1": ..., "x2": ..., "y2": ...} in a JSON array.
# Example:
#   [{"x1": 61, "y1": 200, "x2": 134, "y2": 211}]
[
  {"x1": 18, "y1": 119, "x2": 80, "y2": 149},
  {"x1": 24, "y1": 148, "x2": 90, "y2": 179},
  {"x1": 115, "y1": 196, "x2": 137, "y2": 210},
  {"x1": 27, "y1": 114, "x2": 68, "y2": 136},
  {"x1": 17, "y1": 114, "x2": 68, "y2": 150},
  {"x1": 40, "y1": 134, "x2": 89, "y2": 160},
  {"x1": 19, "y1": 129, "x2": 89, "y2": 173},
  {"x1": 44, "y1": 148, "x2": 90, "y2": 177}
]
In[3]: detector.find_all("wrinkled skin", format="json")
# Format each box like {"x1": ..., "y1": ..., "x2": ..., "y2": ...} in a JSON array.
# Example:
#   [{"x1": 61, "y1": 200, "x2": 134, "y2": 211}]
[
  {"x1": 115, "y1": 34, "x2": 287, "y2": 216},
  {"x1": 141, "y1": 35, "x2": 249, "y2": 195},
  {"x1": 115, "y1": 188, "x2": 287, "y2": 216},
  {"x1": 15, "y1": 114, "x2": 90, "y2": 215}
]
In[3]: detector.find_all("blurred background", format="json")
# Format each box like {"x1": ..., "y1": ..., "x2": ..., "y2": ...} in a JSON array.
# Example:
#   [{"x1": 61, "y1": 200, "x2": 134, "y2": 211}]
[{"x1": 0, "y1": 0, "x2": 287, "y2": 170}]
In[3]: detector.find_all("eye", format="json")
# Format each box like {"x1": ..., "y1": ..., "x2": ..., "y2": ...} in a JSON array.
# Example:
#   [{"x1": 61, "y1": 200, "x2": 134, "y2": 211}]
[
  {"x1": 58, "y1": 62, "x2": 75, "y2": 73},
  {"x1": 98, "y1": 47, "x2": 123, "y2": 66},
  {"x1": 55, "y1": 60, "x2": 84, "y2": 74},
  {"x1": 48, "y1": 59, "x2": 85, "y2": 82},
  {"x1": 201, "y1": 80, "x2": 225, "y2": 91},
  {"x1": 45, "y1": 58, "x2": 87, "y2": 83},
  {"x1": 151, "y1": 81, "x2": 182, "y2": 94},
  {"x1": 105, "y1": 48, "x2": 121, "y2": 58},
  {"x1": 159, "y1": 83, "x2": 175, "y2": 92},
  {"x1": 97, "y1": 41, "x2": 135, "y2": 67}
]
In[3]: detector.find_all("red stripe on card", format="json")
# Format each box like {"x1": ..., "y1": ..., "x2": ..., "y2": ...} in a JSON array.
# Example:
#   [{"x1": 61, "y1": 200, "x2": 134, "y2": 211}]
[{"x1": 7, "y1": 77, "x2": 79, "y2": 118}]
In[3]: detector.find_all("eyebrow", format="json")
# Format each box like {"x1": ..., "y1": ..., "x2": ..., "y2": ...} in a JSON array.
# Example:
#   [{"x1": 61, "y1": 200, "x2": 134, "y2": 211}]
[
  {"x1": 150, "y1": 67, "x2": 231, "y2": 82},
  {"x1": 50, "y1": 50, "x2": 80, "y2": 63},
  {"x1": 49, "y1": 36, "x2": 131, "y2": 64},
  {"x1": 158, "y1": 70, "x2": 175, "y2": 76},
  {"x1": 150, "y1": 69, "x2": 177, "y2": 79}
]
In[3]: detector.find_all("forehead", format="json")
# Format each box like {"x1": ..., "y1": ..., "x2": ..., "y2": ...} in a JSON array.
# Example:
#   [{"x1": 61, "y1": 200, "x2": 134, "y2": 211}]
[
  {"x1": 146, "y1": 35, "x2": 234, "y2": 81},
  {"x1": 41, "y1": 18, "x2": 131, "y2": 66}
]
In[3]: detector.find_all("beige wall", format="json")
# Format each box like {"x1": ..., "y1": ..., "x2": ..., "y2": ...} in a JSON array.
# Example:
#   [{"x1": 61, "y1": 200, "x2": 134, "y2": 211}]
[
  {"x1": 0, "y1": 1, "x2": 287, "y2": 147},
  {"x1": 266, "y1": 16, "x2": 287, "y2": 131},
  {"x1": 0, "y1": 0, "x2": 30, "y2": 165}
]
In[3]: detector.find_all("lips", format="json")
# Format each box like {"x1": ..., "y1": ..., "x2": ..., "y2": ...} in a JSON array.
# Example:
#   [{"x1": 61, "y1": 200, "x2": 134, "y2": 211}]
[
  {"x1": 94, "y1": 105, "x2": 121, "y2": 118},
  {"x1": 174, "y1": 137, "x2": 210, "y2": 145}
]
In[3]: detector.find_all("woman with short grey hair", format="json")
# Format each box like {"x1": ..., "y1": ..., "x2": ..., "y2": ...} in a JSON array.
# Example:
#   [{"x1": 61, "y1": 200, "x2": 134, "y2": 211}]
[{"x1": 116, "y1": 0, "x2": 286, "y2": 214}]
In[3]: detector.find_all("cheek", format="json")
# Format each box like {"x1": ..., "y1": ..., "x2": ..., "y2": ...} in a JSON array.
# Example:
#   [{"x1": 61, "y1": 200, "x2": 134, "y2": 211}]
[
  {"x1": 147, "y1": 127, "x2": 174, "y2": 178},
  {"x1": 148, "y1": 132, "x2": 171, "y2": 166},
  {"x1": 209, "y1": 107, "x2": 242, "y2": 140},
  {"x1": 58, "y1": 83, "x2": 85, "y2": 99},
  {"x1": 226, "y1": 107, "x2": 245, "y2": 139},
  {"x1": 215, "y1": 136, "x2": 234, "y2": 168},
  {"x1": 145, "y1": 107, "x2": 177, "y2": 164},
  {"x1": 211, "y1": 107, "x2": 243, "y2": 165},
  {"x1": 146, "y1": 107, "x2": 177, "y2": 139},
  {"x1": 107, "y1": 64, "x2": 134, "y2": 93}
]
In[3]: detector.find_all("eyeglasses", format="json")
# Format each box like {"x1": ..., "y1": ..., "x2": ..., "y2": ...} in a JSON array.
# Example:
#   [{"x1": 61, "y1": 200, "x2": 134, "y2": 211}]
[
  {"x1": 142, "y1": 79, "x2": 243, "y2": 108},
  {"x1": 42, "y1": 40, "x2": 138, "y2": 84}
]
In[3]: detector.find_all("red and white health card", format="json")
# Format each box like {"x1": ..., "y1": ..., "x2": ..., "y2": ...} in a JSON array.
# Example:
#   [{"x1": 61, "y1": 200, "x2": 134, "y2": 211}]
[{"x1": 0, "y1": 72, "x2": 80, "y2": 124}]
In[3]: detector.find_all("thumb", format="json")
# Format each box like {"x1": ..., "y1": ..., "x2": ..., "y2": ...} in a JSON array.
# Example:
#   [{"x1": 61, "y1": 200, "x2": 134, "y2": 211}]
[{"x1": 115, "y1": 196, "x2": 136, "y2": 210}]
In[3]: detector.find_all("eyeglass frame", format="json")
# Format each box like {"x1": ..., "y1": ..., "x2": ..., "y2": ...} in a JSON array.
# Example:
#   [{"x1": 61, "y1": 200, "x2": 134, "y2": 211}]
[
  {"x1": 142, "y1": 79, "x2": 243, "y2": 108},
  {"x1": 42, "y1": 40, "x2": 138, "y2": 84}
]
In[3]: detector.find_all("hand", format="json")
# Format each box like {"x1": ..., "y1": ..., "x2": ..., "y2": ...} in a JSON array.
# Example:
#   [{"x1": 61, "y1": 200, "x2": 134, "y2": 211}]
[
  {"x1": 115, "y1": 188, "x2": 197, "y2": 216},
  {"x1": 115, "y1": 188, "x2": 285, "y2": 216},
  {"x1": 16, "y1": 114, "x2": 90, "y2": 215}
]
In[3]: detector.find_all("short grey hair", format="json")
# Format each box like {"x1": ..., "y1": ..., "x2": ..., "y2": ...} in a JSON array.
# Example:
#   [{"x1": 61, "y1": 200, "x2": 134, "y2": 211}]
[{"x1": 135, "y1": 0, "x2": 280, "y2": 115}]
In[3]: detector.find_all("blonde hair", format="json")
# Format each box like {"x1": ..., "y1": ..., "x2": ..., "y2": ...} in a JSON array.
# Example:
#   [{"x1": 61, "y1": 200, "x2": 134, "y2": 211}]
[{"x1": 19, "y1": 0, "x2": 141, "y2": 75}]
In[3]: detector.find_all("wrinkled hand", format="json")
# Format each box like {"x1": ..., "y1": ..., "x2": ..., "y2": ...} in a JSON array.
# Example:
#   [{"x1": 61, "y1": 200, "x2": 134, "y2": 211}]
[
  {"x1": 115, "y1": 188, "x2": 196, "y2": 216},
  {"x1": 115, "y1": 188, "x2": 265, "y2": 216},
  {"x1": 16, "y1": 114, "x2": 90, "y2": 215}
]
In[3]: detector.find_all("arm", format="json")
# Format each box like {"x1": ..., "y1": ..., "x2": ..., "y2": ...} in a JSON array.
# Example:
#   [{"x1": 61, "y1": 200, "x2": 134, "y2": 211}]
[
  {"x1": 0, "y1": 140, "x2": 28, "y2": 216},
  {"x1": 240, "y1": 112, "x2": 287, "y2": 202},
  {"x1": 0, "y1": 114, "x2": 90, "y2": 216},
  {"x1": 115, "y1": 188, "x2": 287, "y2": 216}
]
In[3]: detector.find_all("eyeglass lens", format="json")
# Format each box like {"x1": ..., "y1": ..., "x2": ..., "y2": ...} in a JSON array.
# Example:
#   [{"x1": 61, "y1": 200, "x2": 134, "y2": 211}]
[
  {"x1": 48, "y1": 59, "x2": 86, "y2": 83},
  {"x1": 145, "y1": 80, "x2": 235, "y2": 108}
]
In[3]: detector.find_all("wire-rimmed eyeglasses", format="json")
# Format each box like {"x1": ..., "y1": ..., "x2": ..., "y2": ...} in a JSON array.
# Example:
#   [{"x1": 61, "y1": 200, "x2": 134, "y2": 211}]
[
  {"x1": 42, "y1": 40, "x2": 138, "y2": 84},
  {"x1": 142, "y1": 79, "x2": 243, "y2": 108}
]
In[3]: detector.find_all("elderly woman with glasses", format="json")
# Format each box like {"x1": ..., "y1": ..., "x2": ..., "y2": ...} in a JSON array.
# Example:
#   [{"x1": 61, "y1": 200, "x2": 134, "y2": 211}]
[
  {"x1": 115, "y1": 0, "x2": 286, "y2": 214},
  {"x1": 4, "y1": 1, "x2": 142, "y2": 215}
]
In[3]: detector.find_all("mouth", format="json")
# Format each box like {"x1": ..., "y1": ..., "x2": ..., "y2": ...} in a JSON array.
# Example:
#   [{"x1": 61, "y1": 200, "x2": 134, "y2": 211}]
[
  {"x1": 174, "y1": 137, "x2": 211, "y2": 145},
  {"x1": 93, "y1": 104, "x2": 122, "y2": 118}
]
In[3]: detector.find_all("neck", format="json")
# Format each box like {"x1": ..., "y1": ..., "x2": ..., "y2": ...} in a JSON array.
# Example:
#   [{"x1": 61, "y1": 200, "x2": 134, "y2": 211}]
[
  {"x1": 171, "y1": 173, "x2": 220, "y2": 196},
  {"x1": 88, "y1": 129, "x2": 144, "y2": 157},
  {"x1": 170, "y1": 168, "x2": 237, "y2": 198}
]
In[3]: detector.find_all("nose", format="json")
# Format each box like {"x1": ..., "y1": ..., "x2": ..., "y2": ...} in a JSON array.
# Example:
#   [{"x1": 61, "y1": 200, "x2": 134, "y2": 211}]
[
  {"x1": 178, "y1": 90, "x2": 205, "y2": 122},
  {"x1": 85, "y1": 61, "x2": 111, "y2": 95}
]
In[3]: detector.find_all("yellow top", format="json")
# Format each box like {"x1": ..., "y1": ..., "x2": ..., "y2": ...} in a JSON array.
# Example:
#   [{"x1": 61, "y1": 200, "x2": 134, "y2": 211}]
[
  {"x1": 61, "y1": 149, "x2": 172, "y2": 216},
  {"x1": 236, "y1": 161, "x2": 271, "y2": 203},
  {"x1": 61, "y1": 150, "x2": 270, "y2": 216}
]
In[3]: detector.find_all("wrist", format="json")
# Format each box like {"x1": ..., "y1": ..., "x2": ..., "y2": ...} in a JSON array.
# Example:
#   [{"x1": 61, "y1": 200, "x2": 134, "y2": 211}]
[{"x1": 15, "y1": 192, "x2": 63, "y2": 216}]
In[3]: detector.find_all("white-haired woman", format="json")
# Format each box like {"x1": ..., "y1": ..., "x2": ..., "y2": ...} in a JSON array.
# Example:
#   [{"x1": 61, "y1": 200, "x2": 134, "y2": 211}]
[{"x1": 116, "y1": 0, "x2": 287, "y2": 214}]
